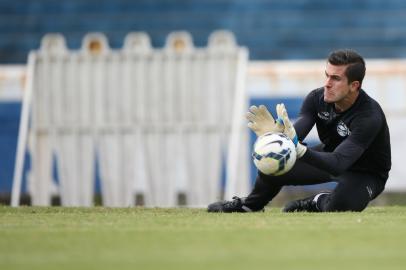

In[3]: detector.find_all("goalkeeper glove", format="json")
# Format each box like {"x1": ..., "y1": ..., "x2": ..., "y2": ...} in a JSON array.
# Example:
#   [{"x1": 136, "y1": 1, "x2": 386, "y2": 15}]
[
  {"x1": 276, "y1": 103, "x2": 307, "y2": 158},
  {"x1": 246, "y1": 105, "x2": 284, "y2": 137}
]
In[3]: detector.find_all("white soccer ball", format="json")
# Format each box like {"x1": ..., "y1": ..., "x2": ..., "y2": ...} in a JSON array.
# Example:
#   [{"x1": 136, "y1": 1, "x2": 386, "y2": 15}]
[{"x1": 252, "y1": 132, "x2": 297, "y2": 176}]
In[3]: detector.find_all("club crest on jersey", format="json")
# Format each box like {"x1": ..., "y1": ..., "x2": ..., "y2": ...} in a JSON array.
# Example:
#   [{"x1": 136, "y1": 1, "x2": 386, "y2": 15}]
[
  {"x1": 317, "y1": 111, "x2": 330, "y2": 120},
  {"x1": 337, "y1": 121, "x2": 351, "y2": 137}
]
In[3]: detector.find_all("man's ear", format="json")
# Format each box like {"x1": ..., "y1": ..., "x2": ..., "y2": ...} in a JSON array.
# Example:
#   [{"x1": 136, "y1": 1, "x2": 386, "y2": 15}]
[{"x1": 350, "y1": 81, "x2": 360, "y2": 92}]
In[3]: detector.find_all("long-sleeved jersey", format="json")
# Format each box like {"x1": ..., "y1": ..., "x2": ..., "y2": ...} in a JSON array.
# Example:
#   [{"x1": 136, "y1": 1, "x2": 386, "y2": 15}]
[{"x1": 295, "y1": 87, "x2": 391, "y2": 180}]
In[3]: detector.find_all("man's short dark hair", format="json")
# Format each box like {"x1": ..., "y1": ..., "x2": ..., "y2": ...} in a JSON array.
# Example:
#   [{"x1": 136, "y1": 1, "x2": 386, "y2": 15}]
[{"x1": 328, "y1": 49, "x2": 366, "y2": 88}]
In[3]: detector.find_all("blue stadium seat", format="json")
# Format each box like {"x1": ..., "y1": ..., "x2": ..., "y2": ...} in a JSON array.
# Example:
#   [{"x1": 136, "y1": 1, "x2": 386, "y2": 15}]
[{"x1": 1, "y1": 0, "x2": 406, "y2": 62}]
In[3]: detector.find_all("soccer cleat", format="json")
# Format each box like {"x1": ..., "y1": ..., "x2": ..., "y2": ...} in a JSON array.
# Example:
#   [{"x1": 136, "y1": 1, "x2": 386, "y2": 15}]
[
  {"x1": 207, "y1": 196, "x2": 261, "y2": 213},
  {"x1": 282, "y1": 195, "x2": 318, "y2": 212},
  {"x1": 282, "y1": 192, "x2": 330, "y2": 212}
]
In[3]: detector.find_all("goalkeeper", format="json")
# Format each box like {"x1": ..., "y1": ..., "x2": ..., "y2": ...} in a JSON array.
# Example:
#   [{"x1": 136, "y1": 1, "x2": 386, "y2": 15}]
[{"x1": 208, "y1": 49, "x2": 391, "y2": 213}]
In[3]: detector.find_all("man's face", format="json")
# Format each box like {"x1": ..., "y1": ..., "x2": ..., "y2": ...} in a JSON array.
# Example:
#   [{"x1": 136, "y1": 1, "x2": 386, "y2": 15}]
[{"x1": 323, "y1": 62, "x2": 353, "y2": 104}]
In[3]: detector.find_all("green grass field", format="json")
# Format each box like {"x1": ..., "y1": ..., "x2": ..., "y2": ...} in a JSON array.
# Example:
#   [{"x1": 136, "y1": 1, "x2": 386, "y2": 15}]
[{"x1": 1, "y1": 206, "x2": 406, "y2": 270}]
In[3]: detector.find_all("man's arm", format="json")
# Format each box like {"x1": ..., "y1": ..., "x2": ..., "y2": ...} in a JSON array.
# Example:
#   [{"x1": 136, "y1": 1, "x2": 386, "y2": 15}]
[
  {"x1": 293, "y1": 91, "x2": 317, "y2": 141},
  {"x1": 278, "y1": 100, "x2": 383, "y2": 175},
  {"x1": 299, "y1": 112, "x2": 382, "y2": 176},
  {"x1": 275, "y1": 91, "x2": 317, "y2": 158},
  {"x1": 300, "y1": 139, "x2": 364, "y2": 176}
]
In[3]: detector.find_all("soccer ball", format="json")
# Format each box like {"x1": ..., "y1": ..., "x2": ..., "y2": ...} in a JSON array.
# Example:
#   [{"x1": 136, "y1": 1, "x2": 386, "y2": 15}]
[{"x1": 252, "y1": 132, "x2": 297, "y2": 176}]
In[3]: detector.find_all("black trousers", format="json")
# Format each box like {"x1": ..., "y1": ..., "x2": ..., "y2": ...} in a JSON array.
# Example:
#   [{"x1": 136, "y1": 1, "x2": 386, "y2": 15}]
[{"x1": 244, "y1": 158, "x2": 386, "y2": 212}]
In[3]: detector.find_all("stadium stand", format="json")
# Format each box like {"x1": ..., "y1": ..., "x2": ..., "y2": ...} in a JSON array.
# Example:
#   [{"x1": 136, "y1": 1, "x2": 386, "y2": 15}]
[{"x1": 1, "y1": 0, "x2": 406, "y2": 63}]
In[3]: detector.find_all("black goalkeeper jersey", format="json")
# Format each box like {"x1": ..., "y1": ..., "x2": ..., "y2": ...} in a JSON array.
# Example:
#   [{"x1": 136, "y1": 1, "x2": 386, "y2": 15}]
[{"x1": 294, "y1": 87, "x2": 391, "y2": 180}]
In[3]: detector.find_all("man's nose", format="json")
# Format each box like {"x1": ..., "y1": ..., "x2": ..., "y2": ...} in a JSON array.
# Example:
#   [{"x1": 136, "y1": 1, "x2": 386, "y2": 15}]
[{"x1": 325, "y1": 77, "x2": 332, "y2": 87}]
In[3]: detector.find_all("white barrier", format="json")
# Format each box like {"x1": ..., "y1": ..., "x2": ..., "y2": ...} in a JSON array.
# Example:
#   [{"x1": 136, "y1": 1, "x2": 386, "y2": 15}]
[{"x1": 12, "y1": 30, "x2": 250, "y2": 207}]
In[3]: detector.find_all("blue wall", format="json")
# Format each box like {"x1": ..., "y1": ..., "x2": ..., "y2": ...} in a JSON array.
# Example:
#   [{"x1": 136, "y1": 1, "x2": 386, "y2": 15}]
[
  {"x1": 0, "y1": 103, "x2": 27, "y2": 194},
  {"x1": 1, "y1": 0, "x2": 406, "y2": 63}
]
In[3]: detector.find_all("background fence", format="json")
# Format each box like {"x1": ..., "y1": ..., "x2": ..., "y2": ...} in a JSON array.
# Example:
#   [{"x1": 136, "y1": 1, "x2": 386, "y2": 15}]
[{"x1": 10, "y1": 30, "x2": 251, "y2": 207}]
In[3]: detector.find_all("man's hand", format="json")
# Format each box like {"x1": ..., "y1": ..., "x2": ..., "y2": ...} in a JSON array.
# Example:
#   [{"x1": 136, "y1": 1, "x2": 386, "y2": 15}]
[
  {"x1": 246, "y1": 105, "x2": 284, "y2": 136},
  {"x1": 276, "y1": 103, "x2": 307, "y2": 158}
]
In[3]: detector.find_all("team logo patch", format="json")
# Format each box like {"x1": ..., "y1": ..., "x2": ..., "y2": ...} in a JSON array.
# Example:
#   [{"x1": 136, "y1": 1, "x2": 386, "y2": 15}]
[
  {"x1": 337, "y1": 121, "x2": 351, "y2": 137},
  {"x1": 317, "y1": 111, "x2": 330, "y2": 120}
]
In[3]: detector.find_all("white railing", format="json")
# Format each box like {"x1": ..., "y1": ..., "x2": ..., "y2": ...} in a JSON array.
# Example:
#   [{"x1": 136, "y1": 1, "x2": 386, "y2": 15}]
[{"x1": 11, "y1": 30, "x2": 250, "y2": 207}]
